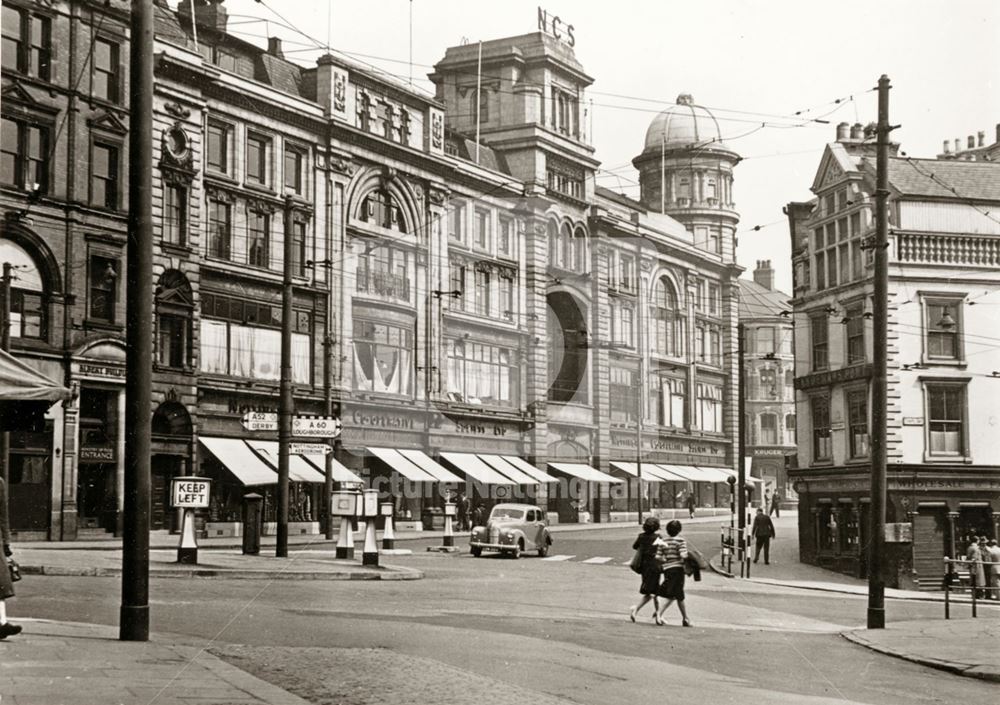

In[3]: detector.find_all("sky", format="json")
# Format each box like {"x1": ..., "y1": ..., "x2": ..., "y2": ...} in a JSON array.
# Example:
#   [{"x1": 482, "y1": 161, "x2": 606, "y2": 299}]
[{"x1": 201, "y1": 0, "x2": 1000, "y2": 293}]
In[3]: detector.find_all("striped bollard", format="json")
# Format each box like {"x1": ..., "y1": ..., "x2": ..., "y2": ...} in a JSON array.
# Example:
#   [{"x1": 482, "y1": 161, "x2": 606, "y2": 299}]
[
  {"x1": 381, "y1": 502, "x2": 395, "y2": 550},
  {"x1": 336, "y1": 515, "x2": 355, "y2": 559},
  {"x1": 361, "y1": 490, "x2": 380, "y2": 567},
  {"x1": 443, "y1": 500, "x2": 456, "y2": 547}
]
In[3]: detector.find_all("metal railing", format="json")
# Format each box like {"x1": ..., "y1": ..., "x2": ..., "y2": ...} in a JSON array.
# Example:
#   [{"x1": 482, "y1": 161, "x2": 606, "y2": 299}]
[
  {"x1": 942, "y1": 557, "x2": 999, "y2": 619},
  {"x1": 721, "y1": 524, "x2": 751, "y2": 578}
]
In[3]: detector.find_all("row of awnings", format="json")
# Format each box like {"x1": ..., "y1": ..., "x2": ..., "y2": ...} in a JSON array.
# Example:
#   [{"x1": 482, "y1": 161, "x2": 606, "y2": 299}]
[
  {"x1": 199, "y1": 436, "x2": 746, "y2": 488},
  {"x1": 199, "y1": 437, "x2": 364, "y2": 487}
]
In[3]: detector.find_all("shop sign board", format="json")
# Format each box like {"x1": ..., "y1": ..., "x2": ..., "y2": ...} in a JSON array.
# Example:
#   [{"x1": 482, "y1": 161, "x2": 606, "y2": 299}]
[
  {"x1": 171, "y1": 476, "x2": 212, "y2": 508},
  {"x1": 885, "y1": 522, "x2": 912, "y2": 543},
  {"x1": 242, "y1": 412, "x2": 278, "y2": 431}
]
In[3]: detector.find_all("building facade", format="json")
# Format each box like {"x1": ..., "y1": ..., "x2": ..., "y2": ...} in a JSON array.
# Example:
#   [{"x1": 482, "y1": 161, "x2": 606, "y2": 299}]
[
  {"x1": 1, "y1": 0, "x2": 741, "y2": 539},
  {"x1": 786, "y1": 121, "x2": 1000, "y2": 588},
  {"x1": 738, "y1": 262, "x2": 795, "y2": 505}
]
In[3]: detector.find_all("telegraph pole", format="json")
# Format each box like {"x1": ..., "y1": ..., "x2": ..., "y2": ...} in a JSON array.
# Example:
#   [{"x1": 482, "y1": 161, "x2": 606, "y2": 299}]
[
  {"x1": 277, "y1": 196, "x2": 296, "y2": 558},
  {"x1": 737, "y1": 321, "x2": 746, "y2": 567},
  {"x1": 0, "y1": 263, "x2": 11, "y2": 488},
  {"x1": 867, "y1": 75, "x2": 892, "y2": 629},
  {"x1": 120, "y1": 0, "x2": 154, "y2": 642}
]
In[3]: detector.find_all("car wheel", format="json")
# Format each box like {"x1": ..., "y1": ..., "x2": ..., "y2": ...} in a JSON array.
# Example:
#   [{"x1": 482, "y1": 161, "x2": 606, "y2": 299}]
[
  {"x1": 470, "y1": 546, "x2": 482, "y2": 557},
  {"x1": 512, "y1": 540, "x2": 522, "y2": 559},
  {"x1": 537, "y1": 544, "x2": 548, "y2": 558}
]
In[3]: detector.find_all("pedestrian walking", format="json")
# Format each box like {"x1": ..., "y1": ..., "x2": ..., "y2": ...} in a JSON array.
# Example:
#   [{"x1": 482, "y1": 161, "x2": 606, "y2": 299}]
[
  {"x1": 751, "y1": 508, "x2": 775, "y2": 565},
  {"x1": 654, "y1": 519, "x2": 691, "y2": 627},
  {"x1": 769, "y1": 491, "x2": 781, "y2": 518},
  {"x1": 965, "y1": 538, "x2": 986, "y2": 599},
  {"x1": 628, "y1": 517, "x2": 662, "y2": 623},
  {"x1": 684, "y1": 492, "x2": 696, "y2": 519},
  {"x1": 456, "y1": 492, "x2": 470, "y2": 531},
  {"x1": 0, "y1": 476, "x2": 21, "y2": 639},
  {"x1": 985, "y1": 539, "x2": 1000, "y2": 600}
]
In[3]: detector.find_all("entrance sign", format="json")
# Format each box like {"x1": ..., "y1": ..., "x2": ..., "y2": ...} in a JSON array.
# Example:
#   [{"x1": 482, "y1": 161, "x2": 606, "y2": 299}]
[
  {"x1": 171, "y1": 476, "x2": 212, "y2": 508},
  {"x1": 292, "y1": 415, "x2": 343, "y2": 438},
  {"x1": 242, "y1": 411, "x2": 278, "y2": 431}
]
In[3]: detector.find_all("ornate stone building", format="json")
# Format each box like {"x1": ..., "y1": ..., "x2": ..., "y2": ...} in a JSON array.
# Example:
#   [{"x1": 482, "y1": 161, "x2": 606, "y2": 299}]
[
  {"x1": 1, "y1": 0, "x2": 742, "y2": 539},
  {"x1": 787, "y1": 121, "x2": 1000, "y2": 587}
]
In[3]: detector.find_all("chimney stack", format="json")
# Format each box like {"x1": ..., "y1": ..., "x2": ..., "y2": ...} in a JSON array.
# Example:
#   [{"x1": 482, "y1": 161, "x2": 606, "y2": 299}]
[
  {"x1": 836, "y1": 122, "x2": 850, "y2": 141},
  {"x1": 978, "y1": 131, "x2": 986, "y2": 147},
  {"x1": 753, "y1": 259, "x2": 775, "y2": 292},
  {"x1": 968, "y1": 135, "x2": 976, "y2": 149},
  {"x1": 178, "y1": 0, "x2": 228, "y2": 33},
  {"x1": 850, "y1": 123, "x2": 864, "y2": 140},
  {"x1": 955, "y1": 138, "x2": 961, "y2": 153},
  {"x1": 267, "y1": 37, "x2": 284, "y2": 58},
  {"x1": 942, "y1": 140, "x2": 951, "y2": 154}
]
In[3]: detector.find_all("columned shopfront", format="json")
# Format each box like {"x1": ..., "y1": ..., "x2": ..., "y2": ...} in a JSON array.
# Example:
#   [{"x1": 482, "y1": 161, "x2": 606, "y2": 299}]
[{"x1": 791, "y1": 468, "x2": 1000, "y2": 589}]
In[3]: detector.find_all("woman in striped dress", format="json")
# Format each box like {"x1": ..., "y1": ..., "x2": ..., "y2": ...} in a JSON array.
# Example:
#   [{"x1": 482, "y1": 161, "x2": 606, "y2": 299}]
[{"x1": 654, "y1": 519, "x2": 691, "y2": 627}]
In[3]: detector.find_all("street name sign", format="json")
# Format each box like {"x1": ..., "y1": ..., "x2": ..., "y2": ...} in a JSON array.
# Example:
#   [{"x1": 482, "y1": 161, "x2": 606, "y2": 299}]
[
  {"x1": 242, "y1": 411, "x2": 278, "y2": 431},
  {"x1": 292, "y1": 416, "x2": 343, "y2": 438}
]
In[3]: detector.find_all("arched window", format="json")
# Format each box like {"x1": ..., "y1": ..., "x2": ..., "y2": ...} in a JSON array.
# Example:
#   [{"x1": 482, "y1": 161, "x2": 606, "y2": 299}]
[
  {"x1": 547, "y1": 219, "x2": 559, "y2": 266},
  {"x1": 573, "y1": 227, "x2": 588, "y2": 272},
  {"x1": 651, "y1": 277, "x2": 683, "y2": 357},
  {"x1": 359, "y1": 189, "x2": 407, "y2": 233},
  {"x1": 151, "y1": 401, "x2": 192, "y2": 437},
  {"x1": 0, "y1": 238, "x2": 48, "y2": 340},
  {"x1": 785, "y1": 413, "x2": 797, "y2": 443},
  {"x1": 560, "y1": 223, "x2": 572, "y2": 270},
  {"x1": 156, "y1": 270, "x2": 193, "y2": 369}
]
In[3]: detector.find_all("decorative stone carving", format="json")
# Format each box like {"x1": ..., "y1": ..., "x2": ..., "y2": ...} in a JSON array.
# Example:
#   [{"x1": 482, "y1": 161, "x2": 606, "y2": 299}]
[
  {"x1": 428, "y1": 187, "x2": 449, "y2": 206},
  {"x1": 164, "y1": 101, "x2": 191, "y2": 120},
  {"x1": 431, "y1": 113, "x2": 443, "y2": 151},
  {"x1": 330, "y1": 155, "x2": 355, "y2": 176},
  {"x1": 204, "y1": 183, "x2": 236, "y2": 204},
  {"x1": 246, "y1": 197, "x2": 277, "y2": 215},
  {"x1": 333, "y1": 71, "x2": 347, "y2": 112}
]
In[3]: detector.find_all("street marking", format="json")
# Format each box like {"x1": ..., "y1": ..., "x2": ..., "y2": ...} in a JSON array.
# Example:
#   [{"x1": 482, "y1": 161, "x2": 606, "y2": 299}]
[
  {"x1": 582, "y1": 557, "x2": 614, "y2": 564},
  {"x1": 541, "y1": 554, "x2": 576, "y2": 562}
]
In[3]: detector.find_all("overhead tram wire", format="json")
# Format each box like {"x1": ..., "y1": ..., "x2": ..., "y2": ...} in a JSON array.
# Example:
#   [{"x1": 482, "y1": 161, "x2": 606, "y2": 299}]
[{"x1": 224, "y1": 8, "x2": 870, "y2": 133}]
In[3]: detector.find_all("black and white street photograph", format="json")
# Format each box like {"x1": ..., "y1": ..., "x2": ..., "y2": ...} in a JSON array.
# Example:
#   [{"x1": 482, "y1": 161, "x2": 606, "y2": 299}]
[{"x1": 1, "y1": 1, "x2": 999, "y2": 703}]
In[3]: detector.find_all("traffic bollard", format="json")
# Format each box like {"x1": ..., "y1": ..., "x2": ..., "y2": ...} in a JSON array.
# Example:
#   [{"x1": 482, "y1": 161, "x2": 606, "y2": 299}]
[
  {"x1": 177, "y1": 508, "x2": 198, "y2": 564},
  {"x1": 361, "y1": 489, "x2": 379, "y2": 567},
  {"x1": 381, "y1": 502, "x2": 395, "y2": 550},
  {"x1": 336, "y1": 515, "x2": 355, "y2": 559}
]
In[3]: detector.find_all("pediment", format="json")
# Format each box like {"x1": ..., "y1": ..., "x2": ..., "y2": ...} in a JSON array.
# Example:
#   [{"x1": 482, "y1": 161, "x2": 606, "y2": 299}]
[
  {"x1": 87, "y1": 111, "x2": 129, "y2": 135},
  {"x1": 810, "y1": 143, "x2": 857, "y2": 193},
  {"x1": 1, "y1": 82, "x2": 60, "y2": 115}
]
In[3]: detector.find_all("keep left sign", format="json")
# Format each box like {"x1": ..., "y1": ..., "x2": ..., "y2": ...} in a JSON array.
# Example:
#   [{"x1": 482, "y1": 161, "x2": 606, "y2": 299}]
[{"x1": 171, "y1": 477, "x2": 212, "y2": 508}]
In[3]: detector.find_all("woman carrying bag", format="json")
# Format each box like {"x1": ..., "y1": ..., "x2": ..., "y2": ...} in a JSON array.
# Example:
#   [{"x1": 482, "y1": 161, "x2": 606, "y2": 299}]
[
  {"x1": 655, "y1": 519, "x2": 692, "y2": 627},
  {"x1": 0, "y1": 476, "x2": 22, "y2": 639},
  {"x1": 628, "y1": 517, "x2": 662, "y2": 623}
]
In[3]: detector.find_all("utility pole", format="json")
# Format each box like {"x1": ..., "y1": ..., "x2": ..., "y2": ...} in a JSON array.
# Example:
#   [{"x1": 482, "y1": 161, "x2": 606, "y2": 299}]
[
  {"x1": 0, "y1": 263, "x2": 11, "y2": 488},
  {"x1": 277, "y1": 196, "x2": 296, "y2": 558},
  {"x1": 868, "y1": 74, "x2": 892, "y2": 630},
  {"x1": 120, "y1": 0, "x2": 154, "y2": 642},
  {"x1": 635, "y1": 273, "x2": 644, "y2": 526},
  {"x1": 737, "y1": 321, "x2": 746, "y2": 568}
]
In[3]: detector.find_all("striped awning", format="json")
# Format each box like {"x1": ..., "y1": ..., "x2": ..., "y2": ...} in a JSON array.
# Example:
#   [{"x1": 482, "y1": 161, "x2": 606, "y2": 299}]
[{"x1": 548, "y1": 463, "x2": 622, "y2": 483}]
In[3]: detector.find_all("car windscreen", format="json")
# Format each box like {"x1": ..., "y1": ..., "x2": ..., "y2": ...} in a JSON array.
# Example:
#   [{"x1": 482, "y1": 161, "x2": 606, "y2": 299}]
[{"x1": 490, "y1": 508, "x2": 524, "y2": 520}]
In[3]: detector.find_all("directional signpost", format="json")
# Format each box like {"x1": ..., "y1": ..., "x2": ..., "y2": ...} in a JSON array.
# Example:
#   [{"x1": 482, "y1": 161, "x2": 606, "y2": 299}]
[
  {"x1": 292, "y1": 415, "x2": 343, "y2": 438},
  {"x1": 242, "y1": 412, "x2": 278, "y2": 432},
  {"x1": 289, "y1": 443, "x2": 332, "y2": 456}
]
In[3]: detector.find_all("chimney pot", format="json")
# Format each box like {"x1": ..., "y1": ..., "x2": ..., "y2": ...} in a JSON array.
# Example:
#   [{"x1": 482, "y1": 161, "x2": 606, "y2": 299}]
[
  {"x1": 836, "y1": 122, "x2": 850, "y2": 141},
  {"x1": 267, "y1": 37, "x2": 283, "y2": 58},
  {"x1": 996, "y1": 123, "x2": 1000, "y2": 145},
  {"x1": 850, "y1": 123, "x2": 864, "y2": 139},
  {"x1": 968, "y1": 135, "x2": 976, "y2": 149},
  {"x1": 955, "y1": 139, "x2": 961, "y2": 153},
  {"x1": 943, "y1": 140, "x2": 951, "y2": 154},
  {"x1": 979, "y1": 131, "x2": 987, "y2": 147}
]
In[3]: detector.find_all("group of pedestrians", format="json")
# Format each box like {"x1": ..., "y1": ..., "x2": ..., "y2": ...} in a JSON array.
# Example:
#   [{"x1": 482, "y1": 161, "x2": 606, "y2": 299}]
[
  {"x1": 629, "y1": 517, "x2": 692, "y2": 627},
  {"x1": 965, "y1": 535, "x2": 1000, "y2": 599}
]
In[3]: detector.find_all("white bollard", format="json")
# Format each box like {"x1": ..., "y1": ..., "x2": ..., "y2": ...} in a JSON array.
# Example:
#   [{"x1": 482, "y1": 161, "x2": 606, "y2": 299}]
[
  {"x1": 382, "y1": 513, "x2": 395, "y2": 550},
  {"x1": 335, "y1": 515, "x2": 355, "y2": 559},
  {"x1": 443, "y1": 514, "x2": 455, "y2": 547},
  {"x1": 177, "y1": 508, "x2": 198, "y2": 564},
  {"x1": 362, "y1": 516, "x2": 379, "y2": 566}
]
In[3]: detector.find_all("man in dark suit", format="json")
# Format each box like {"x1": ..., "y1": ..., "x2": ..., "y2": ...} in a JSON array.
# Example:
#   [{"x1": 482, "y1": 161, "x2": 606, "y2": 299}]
[{"x1": 751, "y1": 508, "x2": 776, "y2": 565}]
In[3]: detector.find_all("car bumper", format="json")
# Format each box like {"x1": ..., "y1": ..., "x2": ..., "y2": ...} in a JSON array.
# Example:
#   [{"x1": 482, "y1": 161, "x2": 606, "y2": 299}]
[{"x1": 469, "y1": 541, "x2": 518, "y2": 551}]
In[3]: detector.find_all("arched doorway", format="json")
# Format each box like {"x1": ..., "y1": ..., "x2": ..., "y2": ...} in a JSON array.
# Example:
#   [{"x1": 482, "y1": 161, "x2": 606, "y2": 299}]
[
  {"x1": 546, "y1": 291, "x2": 588, "y2": 403},
  {"x1": 151, "y1": 400, "x2": 193, "y2": 531}
]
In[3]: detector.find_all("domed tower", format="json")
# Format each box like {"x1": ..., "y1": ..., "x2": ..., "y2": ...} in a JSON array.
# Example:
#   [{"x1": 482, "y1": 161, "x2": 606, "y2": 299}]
[{"x1": 632, "y1": 94, "x2": 741, "y2": 262}]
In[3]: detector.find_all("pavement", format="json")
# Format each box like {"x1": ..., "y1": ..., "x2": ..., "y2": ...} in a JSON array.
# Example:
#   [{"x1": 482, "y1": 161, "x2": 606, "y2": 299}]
[{"x1": 0, "y1": 512, "x2": 997, "y2": 705}]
